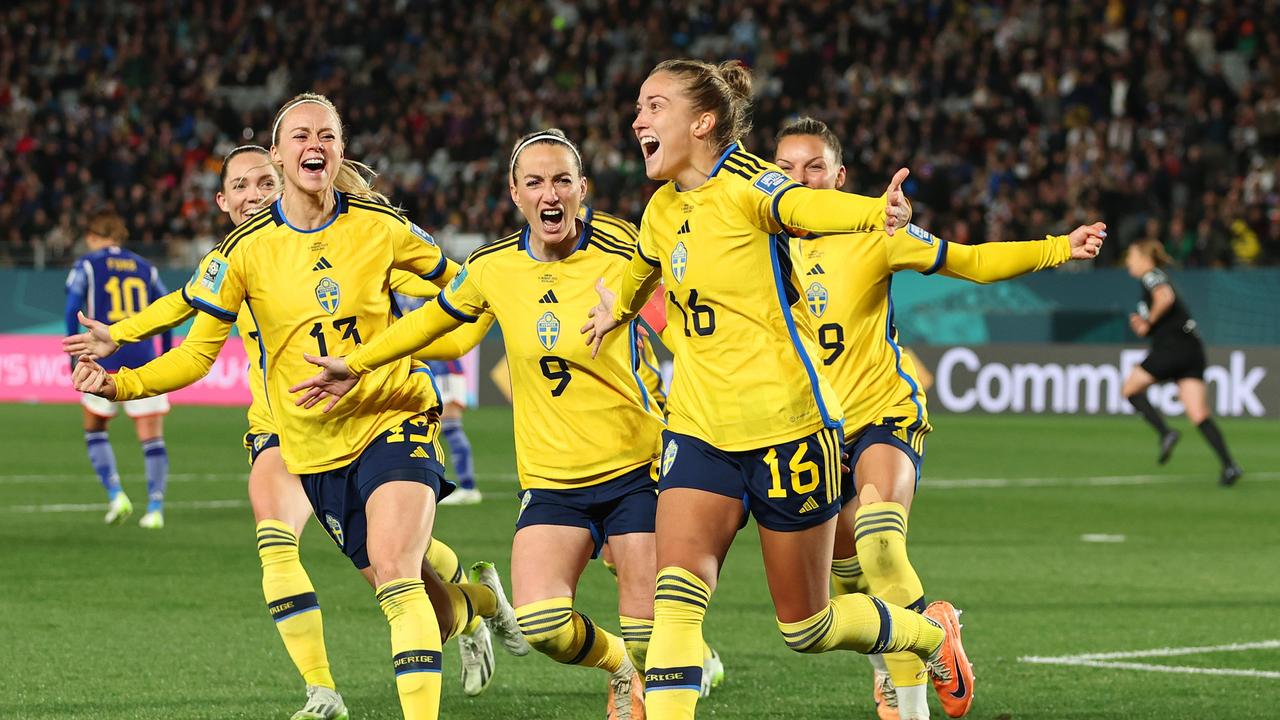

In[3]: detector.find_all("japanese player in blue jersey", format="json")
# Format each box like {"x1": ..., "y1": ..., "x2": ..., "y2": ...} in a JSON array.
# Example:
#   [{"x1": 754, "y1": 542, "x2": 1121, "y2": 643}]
[{"x1": 64, "y1": 209, "x2": 171, "y2": 529}]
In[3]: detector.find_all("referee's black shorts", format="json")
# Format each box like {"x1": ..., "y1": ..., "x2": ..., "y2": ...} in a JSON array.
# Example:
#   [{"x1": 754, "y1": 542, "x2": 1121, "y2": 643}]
[{"x1": 1140, "y1": 335, "x2": 1207, "y2": 382}]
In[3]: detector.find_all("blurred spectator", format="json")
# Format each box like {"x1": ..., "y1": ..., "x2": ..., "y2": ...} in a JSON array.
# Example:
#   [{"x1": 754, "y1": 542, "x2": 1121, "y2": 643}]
[{"x1": 1, "y1": 0, "x2": 1277, "y2": 269}]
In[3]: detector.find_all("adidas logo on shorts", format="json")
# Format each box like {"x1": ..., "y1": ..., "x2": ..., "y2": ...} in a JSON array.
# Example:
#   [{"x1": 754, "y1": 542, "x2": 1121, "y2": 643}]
[{"x1": 798, "y1": 496, "x2": 820, "y2": 514}]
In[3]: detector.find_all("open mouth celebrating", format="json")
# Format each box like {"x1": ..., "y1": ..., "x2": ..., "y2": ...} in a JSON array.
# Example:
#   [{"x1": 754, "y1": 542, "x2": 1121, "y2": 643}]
[
  {"x1": 639, "y1": 135, "x2": 660, "y2": 160},
  {"x1": 301, "y1": 157, "x2": 326, "y2": 177}
]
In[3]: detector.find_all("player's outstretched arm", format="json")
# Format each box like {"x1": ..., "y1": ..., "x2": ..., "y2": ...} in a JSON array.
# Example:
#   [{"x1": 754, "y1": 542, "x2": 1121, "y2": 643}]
[
  {"x1": 412, "y1": 311, "x2": 495, "y2": 362},
  {"x1": 938, "y1": 222, "x2": 1106, "y2": 283},
  {"x1": 113, "y1": 290, "x2": 196, "y2": 346},
  {"x1": 63, "y1": 311, "x2": 119, "y2": 359},
  {"x1": 583, "y1": 249, "x2": 661, "y2": 358},
  {"x1": 110, "y1": 312, "x2": 234, "y2": 400},
  {"x1": 778, "y1": 168, "x2": 913, "y2": 237}
]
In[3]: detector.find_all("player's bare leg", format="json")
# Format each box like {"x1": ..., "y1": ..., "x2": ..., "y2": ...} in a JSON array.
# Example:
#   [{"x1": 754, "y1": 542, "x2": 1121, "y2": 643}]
[
  {"x1": 1123, "y1": 367, "x2": 1180, "y2": 464},
  {"x1": 250, "y1": 447, "x2": 348, "y2": 720},
  {"x1": 511, "y1": 524, "x2": 639, "y2": 719},
  {"x1": 1177, "y1": 378, "x2": 1242, "y2": 485},
  {"x1": 646, "y1": 489, "x2": 742, "y2": 719},
  {"x1": 366, "y1": 481, "x2": 443, "y2": 719}
]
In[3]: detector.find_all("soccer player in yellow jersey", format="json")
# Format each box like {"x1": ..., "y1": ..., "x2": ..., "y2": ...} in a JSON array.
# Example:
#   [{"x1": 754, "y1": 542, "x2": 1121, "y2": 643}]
[
  {"x1": 67, "y1": 144, "x2": 517, "y2": 713},
  {"x1": 579, "y1": 59, "x2": 967, "y2": 719},
  {"x1": 773, "y1": 118, "x2": 1105, "y2": 720},
  {"x1": 72, "y1": 93, "x2": 509, "y2": 720},
  {"x1": 294, "y1": 129, "x2": 665, "y2": 720}
]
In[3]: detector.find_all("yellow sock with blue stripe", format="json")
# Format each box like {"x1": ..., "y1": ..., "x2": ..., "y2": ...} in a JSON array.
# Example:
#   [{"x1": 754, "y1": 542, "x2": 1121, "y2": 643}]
[
  {"x1": 831, "y1": 554, "x2": 870, "y2": 595},
  {"x1": 376, "y1": 578, "x2": 443, "y2": 720},
  {"x1": 425, "y1": 538, "x2": 487, "y2": 636},
  {"x1": 855, "y1": 502, "x2": 928, "y2": 690},
  {"x1": 516, "y1": 597, "x2": 626, "y2": 671},
  {"x1": 646, "y1": 566, "x2": 710, "y2": 719},
  {"x1": 776, "y1": 593, "x2": 942, "y2": 657},
  {"x1": 619, "y1": 615, "x2": 653, "y2": 671},
  {"x1": 257, "y1": 520, "x2": 334, "y2": 689}
]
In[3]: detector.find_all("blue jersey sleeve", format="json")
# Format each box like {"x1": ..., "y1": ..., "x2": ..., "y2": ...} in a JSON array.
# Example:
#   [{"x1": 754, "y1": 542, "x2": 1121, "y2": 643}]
[{"x1": 64, "y1": 262, "x2": 88, "y2": 336}]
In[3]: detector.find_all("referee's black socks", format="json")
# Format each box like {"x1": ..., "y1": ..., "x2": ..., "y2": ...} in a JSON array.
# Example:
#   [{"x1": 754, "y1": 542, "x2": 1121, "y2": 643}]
[
  {"x1": 1196, "y1": 418, "x2": 1236, "y2": 468},
  {"x1": 1127, "y1": 393, "x2": 1172, "y2": 436}
]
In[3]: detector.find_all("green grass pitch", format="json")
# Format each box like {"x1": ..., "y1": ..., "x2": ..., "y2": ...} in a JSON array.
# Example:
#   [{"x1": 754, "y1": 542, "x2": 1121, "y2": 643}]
[{"x1": 1, "y1": 403, "x2": 1277, "y2": 719}]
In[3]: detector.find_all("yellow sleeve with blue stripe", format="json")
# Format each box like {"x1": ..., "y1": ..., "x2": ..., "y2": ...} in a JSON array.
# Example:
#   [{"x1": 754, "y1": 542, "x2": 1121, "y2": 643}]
[
  {"x1": 113, "y1": 310, "x2": 233, "y2": 400},
  {"x1": 390, "y1": 220, "x2": 460, "y2": 286},
  {"x1": 108, "y1": 289, "x2": 196, "y2": 344},
  {"x1": 723, "y1": 153, "x2": 887, "y2": 236},
  {"x1": 612, "y1": 216, "x2": 663, "y2": 322},
  {"x1": 887, "y1": 224, "x2": 1072, "y2": 282},
  {"x1": 412, "y1": 311, "x2": 495, "y2": 361},
  {"x1": 184, "y1": 248, "x2": 244, "y2": 322}
]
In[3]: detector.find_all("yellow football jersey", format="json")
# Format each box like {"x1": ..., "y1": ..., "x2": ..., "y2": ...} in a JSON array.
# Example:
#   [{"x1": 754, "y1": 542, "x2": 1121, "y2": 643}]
[
  {"x1": 183, "y1": 192, "x2": 456, "y2": 474},
  {"x1": 790, "y1": 223, "x2": 1072, "y2": 437},
  {"x1": 113, "y1": 270, "x2": 451, "y2": 438},
  {"x1": 348, "y1": 209, "x2": 664, "y2": 490},
  {"x1": 612, "y1": 145, "x2": 891, "y2": 451}
]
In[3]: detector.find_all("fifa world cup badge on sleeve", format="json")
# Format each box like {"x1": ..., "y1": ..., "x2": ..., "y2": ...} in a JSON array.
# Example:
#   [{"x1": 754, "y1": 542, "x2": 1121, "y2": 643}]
[
  {"x1": 906, "y1": 223, "x2": 935, "y2": 245},
  {"x1": 753, "y1": 170, "x2": 788, "y2": 195},
  {"x1": 315, "y1": 277, "x2": 341, "y2": 314},
  {"x1": 201, "y1": 259, "x2": 228, "y2": 292},
  {"x1": 537, "y1": 311, "x2": 560, "y2": 351}
]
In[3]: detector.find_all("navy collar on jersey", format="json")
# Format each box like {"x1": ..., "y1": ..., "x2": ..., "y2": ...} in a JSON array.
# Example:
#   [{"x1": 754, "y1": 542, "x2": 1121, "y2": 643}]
[
  {"x1": 519, "y1": 215, "x2": 592, "y2": 263},
  {"x1": 271, "y1": 190, "x2": 349, "y2": 233},
  {"x1": 674, "y1": 142, "x2": 739, "y2": 192}
]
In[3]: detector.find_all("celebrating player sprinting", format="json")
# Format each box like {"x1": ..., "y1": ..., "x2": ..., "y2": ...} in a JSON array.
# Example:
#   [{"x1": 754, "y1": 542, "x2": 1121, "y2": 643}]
[
  {"x1": 66, "y1": 142, "x2": 517, "y2": 715},
  {"x1": 1122, "y1": 240, "x2": 1242, "y2": 486},
  {"x1": 64, "y1": 210, "x2": 172, "y2": 529},
  {"x1": 72, "y1": 93, "x2": 524, "y2": 720},
  {"x1": 773, "y1": 117, "x2": 1105, "y2": 720},
  {"x1": 580, "y1": 59, "x2": 967, "y2": 720},
  {"x1": 292, "y1": 128, "x2": 685, "y2": 719}
]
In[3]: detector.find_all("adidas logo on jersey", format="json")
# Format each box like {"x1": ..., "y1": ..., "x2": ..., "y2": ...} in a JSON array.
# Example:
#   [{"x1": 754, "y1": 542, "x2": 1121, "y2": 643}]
[
  {"x1": 676, "y1": 220, "x2": 691, "y2": 235},
  {"x1": 313, "y1": 256, "x2": 334, "y2": 271},
  {"x1": 538, "y1": 290, "x2": 559, "y2": 304},
  {"x1": 409, "y1": 446, "x2": 430, "y2": 459},
  {"x1": 798, "y1": 496, "x2": 820, "y2": 514},
  {"x1": 806, "y1": 264, "x2": 826, "y2": 275}
]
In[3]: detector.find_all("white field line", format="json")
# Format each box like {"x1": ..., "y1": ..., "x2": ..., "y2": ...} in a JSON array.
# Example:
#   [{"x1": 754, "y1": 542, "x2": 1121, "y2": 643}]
[
  {"x1": 1021, "y1": 640, "x2": 1280, "y2": 680},
  {"x1": 10, "y1": 499, "x2": 249, "y2": 513}
]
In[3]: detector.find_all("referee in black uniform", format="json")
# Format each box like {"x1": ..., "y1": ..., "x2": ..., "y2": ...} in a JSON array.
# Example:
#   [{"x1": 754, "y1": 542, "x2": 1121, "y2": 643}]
[{"x1": 1121, "y1": 239, "x2": 1243, "y2": 486}]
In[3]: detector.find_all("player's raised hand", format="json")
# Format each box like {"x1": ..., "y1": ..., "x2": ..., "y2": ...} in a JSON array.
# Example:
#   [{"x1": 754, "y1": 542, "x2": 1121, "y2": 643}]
[
  {"x1": 72, "y1": 355, "x2": 117, "y2": 400},
  {"x1": 883, "y1": 168, "x2": 912, "y2": 236},
  {"x1": 62, "y1": 311, "x2": 119, "y2": 358},
  {"x1": 290, "y1": 353, "x2": 357, "y2": 412},
  {"x1": 580, "y1": 278, "x2": 623, "y2": 359},
  {"x1": 1068, "y1": 222, "x2": 1107, "y2": 260}
]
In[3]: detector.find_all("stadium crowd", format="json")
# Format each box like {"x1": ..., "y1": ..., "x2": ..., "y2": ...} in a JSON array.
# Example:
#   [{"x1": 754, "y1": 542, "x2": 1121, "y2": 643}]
[{"x1": 1, "y1": 0, "x2": 1277, "y2": 269}]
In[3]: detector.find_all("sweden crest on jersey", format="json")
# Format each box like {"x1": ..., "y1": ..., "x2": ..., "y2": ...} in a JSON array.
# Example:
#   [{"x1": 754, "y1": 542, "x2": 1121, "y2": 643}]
[
  {"x1": 315, "y1": 277, "x2": 340, "y2": 314},
  {"x1": 671, "y1": 242, "x2": 688, "y2": 283},
  {"x1": 325, "y1": 513, "x2": 344, "y2": 546},
  {"x1": 537, "y1": 311, "x2": 560, "y2": 351},
  {"x1": 662, "y1": 438, "x2": 678, "y2": 476},
  {"x1": 806, "y1": 282, "x2": 829, "y2": 317}
]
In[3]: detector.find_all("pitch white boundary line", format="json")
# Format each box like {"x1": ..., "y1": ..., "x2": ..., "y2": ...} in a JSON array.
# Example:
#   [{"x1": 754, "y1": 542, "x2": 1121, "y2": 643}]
[
  {"x1": 1021, "y1": 640, "x2": 1280, "y2": 680},
  {"x1": 10, "y1": 498, "x2": 249, "y2": 513}
]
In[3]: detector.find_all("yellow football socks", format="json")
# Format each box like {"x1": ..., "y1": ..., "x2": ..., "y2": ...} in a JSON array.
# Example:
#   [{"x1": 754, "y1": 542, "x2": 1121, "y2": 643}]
[
  {"x1": 855, "y1": 502, "x2": 928, "y2": 689},
  {"x1": 776, "y1": 593, "x2": 942, "y2": 658},
  {"x1": 619, "y1": 614, "x2": 654, "y2": 671},
  {"x1": 646, "y1": 566, "x2": 711, "y2": 720},
  {"x1": 376, "y1": 578, "x2": 443, "y2": 720},
  {"x1": 515, "y1": 596, "x2": 626, "y2": 672},
  {"x1": 831, "y1": 553, "x2": 870, "y2": 595},
  {"x1": 257, "y1": 520, "x2": 335, "y2": 689}
]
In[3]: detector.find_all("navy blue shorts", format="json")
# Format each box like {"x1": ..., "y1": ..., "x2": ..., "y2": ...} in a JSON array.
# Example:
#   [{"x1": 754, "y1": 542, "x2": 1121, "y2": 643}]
[
  {"x1": 515, "y1": 462, "x2": 658, "y2": 559},
  {"x1": 841, "y1": 421, "x2": 927, "y2": 505},
  {"x1": 659, "y1": 427, "x2": 844, "y2": 532},
  {"x1": 300, "y1": 413, "x2": 454, "y2": 569},
  {"x1": 243, "y1": 431, "x2": 281, "y2": 466}
]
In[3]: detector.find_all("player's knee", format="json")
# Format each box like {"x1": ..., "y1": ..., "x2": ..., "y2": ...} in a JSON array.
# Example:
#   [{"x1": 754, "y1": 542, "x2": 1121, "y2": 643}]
[{"x1": 516, "y1": 598, "x2": 578, "y2": 662}]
